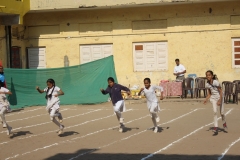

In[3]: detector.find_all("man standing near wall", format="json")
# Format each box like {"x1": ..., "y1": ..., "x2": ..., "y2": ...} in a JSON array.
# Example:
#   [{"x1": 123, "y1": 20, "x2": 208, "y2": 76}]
[{"x1": 173, "y1": 59, "x2": 186, "y2": 81}]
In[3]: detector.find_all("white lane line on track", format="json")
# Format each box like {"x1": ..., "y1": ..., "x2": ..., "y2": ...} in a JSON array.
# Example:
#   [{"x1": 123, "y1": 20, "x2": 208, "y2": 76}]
[
  {"x1": 68, "y1": 108, "x2": 200, "y2": 159},
  {"x1": 141, "y1": 108, "x2": 233, "y2": 160},
  {"x1": 7, "y1": 109, "x2": 69, "y2": 123},
  {"x1": 0, "y1": 109, "x2": 102, "y2": 134},
  {"x1": 6, "y1": 108, "x2": 43, "y2": 117},
  {"x1": 217, "y1": 137, "x2": 240, "y2": 160},
  {"x1": 3, "y1": 109, "x2": 144, "y2": 160},
  {"x1": 0, "y1": 109, "x2": 134, "y2": 146}
]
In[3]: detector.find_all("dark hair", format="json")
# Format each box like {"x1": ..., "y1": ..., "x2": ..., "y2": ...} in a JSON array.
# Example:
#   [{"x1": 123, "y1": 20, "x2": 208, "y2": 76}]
[
  {"x1": 175, "y1": 59, "x2": 179, "y2": 62},
  {"x1": 45, "y1": 78, "x2": 55, "y2": 99},
  {"x1": 107, "y1": 77, "x2": 115, "y2": 83},
  {"x1": 206, "y1": 70, "x2": 217, "y2": 84},
  {"x1": 47, "y1": 79, "x2": 55, "y2": 85},
  {"x1": 144, "y1": 78, "x2": 151, "y2": 83},
  {"x1": 0, "y1": 81, "x2": 4, "y2": 88}
]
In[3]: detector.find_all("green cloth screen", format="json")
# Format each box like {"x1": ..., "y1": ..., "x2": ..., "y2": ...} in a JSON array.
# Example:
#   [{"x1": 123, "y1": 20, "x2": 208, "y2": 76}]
[{"x1": 5, "y1": 56, "x2": 117, "y2": 109}]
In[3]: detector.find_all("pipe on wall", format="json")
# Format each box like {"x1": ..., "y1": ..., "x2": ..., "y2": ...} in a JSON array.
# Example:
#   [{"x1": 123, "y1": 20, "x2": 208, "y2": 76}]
[{"x1": 5, "y1": 26, "x2": 12, "y2": 68}]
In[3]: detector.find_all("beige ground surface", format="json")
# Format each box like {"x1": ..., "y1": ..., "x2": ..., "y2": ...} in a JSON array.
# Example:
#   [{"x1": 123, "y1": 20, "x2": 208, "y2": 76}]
[{"x1": 0, "y1": 100, "x2": 240, "y2": 160}]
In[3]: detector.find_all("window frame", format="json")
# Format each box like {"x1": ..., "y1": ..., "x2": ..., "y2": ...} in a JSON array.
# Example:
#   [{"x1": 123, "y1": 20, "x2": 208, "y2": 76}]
[
  {"x1": 232, "y1": 38, "x2": 240, "y2": 68},
  {"x1": 80, "y1": 44, "x2": 113, "y2": 64},
  {"x1": 133, "y1": 42, "x2": 168, "y2": 72}
]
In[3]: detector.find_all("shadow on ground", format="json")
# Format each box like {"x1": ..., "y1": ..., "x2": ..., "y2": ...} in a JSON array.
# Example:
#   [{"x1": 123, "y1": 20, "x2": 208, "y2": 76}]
[
  {"x1": 10, "y1": 131, "x2": 32, "y2": 139},
  {"x1": 112, "y1": 127, "x2": 139, "y2": 133},
  {"x1": 44, "y1": 149, "x2": 240, "y2": 160},
  {"x1": 207, "y1": 127, "x2": 228, "y2": 136},
  {"x1": 8, "y1": 108, "x2": 24, "y2": 113},
  {"x1": 59, "y1": 131, "x2": 79, "y2": 137}
]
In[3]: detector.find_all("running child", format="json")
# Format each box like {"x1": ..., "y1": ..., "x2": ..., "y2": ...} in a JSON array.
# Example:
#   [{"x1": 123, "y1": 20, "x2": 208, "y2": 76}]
[
  {"x1": 203, "y1": 70, "x2": 227, "y2": 135},
  {"x1": 138, "y1": 78, "x2": 163, "y2": 133},
  {"x1": 36, "y1": 79, "x2": 65, "y2": 135},
  {"x1": 100, "y1": 77, "x2": 130, "y2": 132},
  {"x1": 0, "y1": 82, "x2": 12, "y2": 135}
]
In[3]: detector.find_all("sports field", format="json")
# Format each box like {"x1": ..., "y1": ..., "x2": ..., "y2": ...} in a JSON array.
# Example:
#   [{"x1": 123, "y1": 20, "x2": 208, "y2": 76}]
[{"x1": 0, "y1": 100, "x2": 240, "y2": 160}]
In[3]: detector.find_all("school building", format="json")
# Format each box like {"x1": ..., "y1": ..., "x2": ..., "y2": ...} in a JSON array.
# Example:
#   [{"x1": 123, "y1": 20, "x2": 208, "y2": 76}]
[{"x1": 0, "y1": 0, "x2": 240, "y2": 86}]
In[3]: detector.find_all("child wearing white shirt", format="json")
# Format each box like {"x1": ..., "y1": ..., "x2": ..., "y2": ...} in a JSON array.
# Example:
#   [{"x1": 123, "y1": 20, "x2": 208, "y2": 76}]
[
  {"x1": 36, "y1": 79, "x2": 65, "y2": 135},
  {"x1": 204, "y1": 70, "x2": 227, "y2": 135},
  {"x1": 139, "y1": 78, "x2": 164, "y2": 133},
  {"x1": 0, "y1": 82, "x2": 12, "y2": 135}
]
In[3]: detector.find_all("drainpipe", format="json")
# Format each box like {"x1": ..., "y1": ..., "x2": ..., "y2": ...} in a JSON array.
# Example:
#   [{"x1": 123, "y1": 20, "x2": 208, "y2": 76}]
[{"x1": 5, "y1": 26, "x2": 12, "y2": 68}]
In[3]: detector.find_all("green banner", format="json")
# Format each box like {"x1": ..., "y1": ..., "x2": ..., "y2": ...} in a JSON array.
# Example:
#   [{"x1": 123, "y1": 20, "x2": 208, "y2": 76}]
[{"x1": 5, "y1": 56, "x2": 117, "y2": 109}]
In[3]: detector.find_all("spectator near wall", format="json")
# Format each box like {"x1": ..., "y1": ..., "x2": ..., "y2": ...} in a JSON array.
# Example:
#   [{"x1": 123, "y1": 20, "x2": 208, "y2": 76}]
[{"x1": 173, "y1": 59, "x2": 186, "y2": 82}]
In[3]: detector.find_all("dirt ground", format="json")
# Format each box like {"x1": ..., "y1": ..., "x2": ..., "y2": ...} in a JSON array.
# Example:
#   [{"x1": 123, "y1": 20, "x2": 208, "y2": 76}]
[{"x1": 0, "y1": 100, "x2": 240, "y2": 160}]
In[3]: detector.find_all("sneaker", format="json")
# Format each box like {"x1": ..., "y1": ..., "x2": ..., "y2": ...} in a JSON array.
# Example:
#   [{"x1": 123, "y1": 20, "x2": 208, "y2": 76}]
[
  {"x1": 58, "y1": 113, "x2": 63, "y2": 123},
  {"x1": 58, "y1": 125, "x2": 64, "y2": 135},
  {"x1": 120, "y1": 118, "x2": 124, "y2": 123},
  {"x1": 156, "y1": 116, "x2": 160, "y2": 123},
  {"x1": 7, "y1": 126, "x2": 12, "y2": 135},
  {"x1": 119, "y1": 124, "x2": 124, "y2": 133},
  {"x1": 3, "y1": 123, "x2": 7, "y2": 128},
  {"x1": 212, "y1": 127, "x2": 218, "y2": 135},
  {"x1": 154, "y1": 127, "x2": 158, "y2": 133},
  {"x1": 223, "y1": 122, "x2": 228, "y2": 131}
]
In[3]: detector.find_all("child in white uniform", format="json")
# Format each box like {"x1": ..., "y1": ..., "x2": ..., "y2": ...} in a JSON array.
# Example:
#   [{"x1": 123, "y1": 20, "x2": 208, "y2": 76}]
[
  {"x1": 139, "y1": 78, "x2": 164, "y2": 133},
  {"x1": 0, "y1": 82, "x2": 12, "y2": 135},
  {"x1": 36, "y1": 79, "x2": 65, "y2": 135},
  {"x1": 204, "y1": 70, "x2": 227, "y2": 135}
]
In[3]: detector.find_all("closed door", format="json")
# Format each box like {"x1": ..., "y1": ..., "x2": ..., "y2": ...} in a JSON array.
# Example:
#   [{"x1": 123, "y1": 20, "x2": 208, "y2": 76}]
[
  {"x1": 11, "y1": 47, "x2": 21, "y2": 68},
  {"x1": 28, "y1": 48, "x2": 46, "y2": 69}
]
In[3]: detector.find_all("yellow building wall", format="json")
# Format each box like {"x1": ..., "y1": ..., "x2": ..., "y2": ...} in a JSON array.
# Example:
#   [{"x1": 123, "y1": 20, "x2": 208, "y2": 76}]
[
  {"x1": 0, "y1": 25, "x2": 7, "y2": 67},
  {"x1": 29, "y1": 0, "x2": 238, "y2": 10},
  {"x1": 0, "y1": 0, "x2": 30, "y2": 24},
  {"x1": 20, "y1": 1, "x2": 240, "y2": 86}
]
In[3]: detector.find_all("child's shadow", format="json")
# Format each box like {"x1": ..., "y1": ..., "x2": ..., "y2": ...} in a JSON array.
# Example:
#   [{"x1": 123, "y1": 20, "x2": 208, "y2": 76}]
[
  {"x1": 112, "y1": 127, "x2": 139, "y2": 133},
  {"x1": 59, "y1": 131, "x2": 79, "y2": 137},
  {"x1": 147, "y1": 126, "x2": 170, "y2": 133},
  {"x1": 207, "y1": 127, "x2": 228, "y2": 136},
  {"x1": 10, "y1": 131, "x2": 32, "y2": 139},
  {"x1": 123, "y1": 127, "x2": 139, "y2": 133},
  {"x1": 8, "y1": 108, "x2": 24, "y2": 113}
]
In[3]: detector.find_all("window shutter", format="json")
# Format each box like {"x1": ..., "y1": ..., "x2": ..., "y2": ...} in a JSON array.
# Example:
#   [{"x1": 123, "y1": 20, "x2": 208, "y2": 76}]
[
  {"x1": 28, "y1": 48, "x2": 46, "y2": 69},
  {"x1": 80, "y1": 45, "x2": 92, "y2": 64},
  {"x1": 102, "y1": 45, "x2": 113, "y2": 58},
  {"x1": 91, "y1": 45, "x2": 103, "y2": 61},
  {"x1": 145, "y1": 43, "x2": 156, "y2": 71},
  {"x1": 232, "y1": 39, "x2": 240, "y2": 68},
  {"x1": 133, "y1": 43, "x2": 145, "y2": 71},
  {"x1": 80, "y1": 44, "x2": 113, "y2": 64},
  {"x1": 156, "y1": 42, "x2": 168, "y2": 70}
]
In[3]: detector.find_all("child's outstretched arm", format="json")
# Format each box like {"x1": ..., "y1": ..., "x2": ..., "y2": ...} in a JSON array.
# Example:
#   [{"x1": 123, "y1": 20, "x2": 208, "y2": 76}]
[
  {"x1": 55, "y1": 90, "x2": 64, "y2": 97},
  {"x1": 203, "y1": 89, "x2": 211, "y2": 104},
  {"x1": 217, "y1": 87, "x2": 223, "y2": 106},
  {"x1": 0, "y1": 90, "x2": 12, "y2": 95},
  {"x1": 160, "y1": 90, "x2": 164, "y2": 100},
  {"x1": 100, "y1": 88, "x2": 109, "y2": 95},
  {"x1": 119, "y1": 84, "x2": 131, "y2": 95},
  {"x1": 138, "y1": 88, "x2": 144, "y2": 96},
  {"x1": 36, "y1": 86, "x2": 44, "y2": 94},
  {"x1": 153, "y1": 86, "x2": 164, "y2": 100}
]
